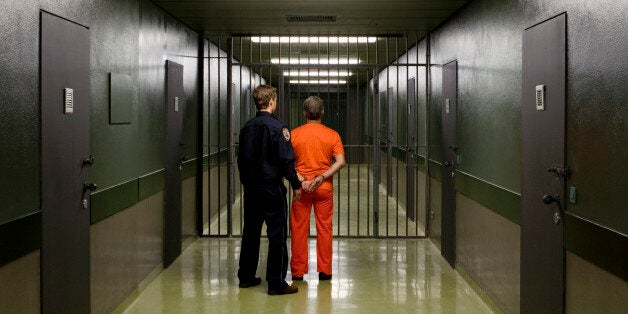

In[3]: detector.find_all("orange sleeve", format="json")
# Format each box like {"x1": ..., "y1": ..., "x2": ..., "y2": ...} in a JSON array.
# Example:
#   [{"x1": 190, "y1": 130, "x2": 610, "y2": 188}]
[{"x1": 332, "y1": 131, "x2": 344, "y2": 156}]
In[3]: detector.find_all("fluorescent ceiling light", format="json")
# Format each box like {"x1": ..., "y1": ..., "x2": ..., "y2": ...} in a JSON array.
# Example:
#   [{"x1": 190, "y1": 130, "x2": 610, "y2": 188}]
[
  {"x1": 290, "y1": 80, "x2": 347, "y2": 84},
  {"x1": 251, "y1": 36, "x2": 377, "y2": 44},
  {"x1": 271, "y1": 58, "x2": 359, "y2": 65},
  {"x1": 283, "y1": 70, "x2": 352, "y2": 77}
]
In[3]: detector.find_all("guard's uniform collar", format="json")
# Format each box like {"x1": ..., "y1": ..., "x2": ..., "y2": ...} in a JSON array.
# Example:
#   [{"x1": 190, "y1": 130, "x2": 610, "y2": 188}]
[{"x1": 256, "y1": 111, "x2": 273, "y2": 117}]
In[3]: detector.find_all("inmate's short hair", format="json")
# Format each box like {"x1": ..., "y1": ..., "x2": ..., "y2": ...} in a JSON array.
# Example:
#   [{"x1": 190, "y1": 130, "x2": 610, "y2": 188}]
[
  {"x1": 253, "y1": 85, "x2": 277, "y2": 110},
  {"x1": 303, "y1": 96, "x2": 324, "y2": 120}
]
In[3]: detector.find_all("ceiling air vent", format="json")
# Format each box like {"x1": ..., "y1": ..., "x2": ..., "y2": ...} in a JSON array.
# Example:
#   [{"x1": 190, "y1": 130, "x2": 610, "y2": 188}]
[{"x1": 286, "y1": 15, "x2": 337, "y2": 23}]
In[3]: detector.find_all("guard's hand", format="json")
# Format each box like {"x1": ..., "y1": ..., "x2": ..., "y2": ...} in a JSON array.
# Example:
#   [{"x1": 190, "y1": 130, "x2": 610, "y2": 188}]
[{"x1": 292, "y1": 189, "x2": 301, "y2": 202}]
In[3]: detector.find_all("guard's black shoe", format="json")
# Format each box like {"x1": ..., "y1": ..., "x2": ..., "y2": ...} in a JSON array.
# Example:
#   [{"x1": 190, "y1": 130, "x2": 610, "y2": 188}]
[
  {"x1": 319, "y1": 272, "x2": 332, "y2": 281},
  {"x1": 239, "y1": 277, "x2": 261, "y2": 288},
  {"x1": 291, "y1": 275, "x2": 304, "y2": 281},
  {"x1": 268, "y1": 281, "x2": 299, "y2": 295}
]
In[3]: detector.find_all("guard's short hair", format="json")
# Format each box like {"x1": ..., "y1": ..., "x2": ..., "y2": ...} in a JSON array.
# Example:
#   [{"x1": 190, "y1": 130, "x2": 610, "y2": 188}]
[
  {"x1": 303, "y1": 96, "x2": 324, "y2": 120},
  {"x1": 253, "y1": 85, "x2": 277, "y2": 110}
]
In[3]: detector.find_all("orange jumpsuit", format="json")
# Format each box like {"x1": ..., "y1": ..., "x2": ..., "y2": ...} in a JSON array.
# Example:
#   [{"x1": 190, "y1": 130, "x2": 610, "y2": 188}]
[{"x1": 290, "y1": 123, "x2": 344, "y2": 277}]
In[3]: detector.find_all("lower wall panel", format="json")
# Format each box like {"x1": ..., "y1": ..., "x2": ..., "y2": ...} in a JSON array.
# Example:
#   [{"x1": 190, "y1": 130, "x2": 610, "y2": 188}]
[
  {"x1": 91, "y1": 203, "x2": 139, "y2": 314},
  {"x1": 456, "y1": 193, "x2": 520, "y2": 313},
  {"x1": 0, "y1": 250, "x2": 40, "y2": 313},
  {"x1": 566, "y1": 251, "x2": 628, "y2": 313},
  {"x1": 91, "y1": 192, "x2": 163, "y2": 314},
  {"x1": 137, "y1": 192, "x2": 164, "y2": 282},
  {"x1": 182, "y1": 176, "x2": 196, "y2": 246},
  {"x1": 429, "y1": 177, "x2": 442, "y2": 249}
]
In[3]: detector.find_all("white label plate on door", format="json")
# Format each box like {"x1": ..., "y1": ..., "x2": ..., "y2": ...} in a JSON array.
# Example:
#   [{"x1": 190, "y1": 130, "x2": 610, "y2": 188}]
[
  {"x1": 535, "y1": 85, "x2": 545, "y2": 111},
  {"x1": 64, "y1": 88, "x2": 74, "y2": 114},
  {"x1": 174, "y1": 97, "x2": 179, "y2": 112}
]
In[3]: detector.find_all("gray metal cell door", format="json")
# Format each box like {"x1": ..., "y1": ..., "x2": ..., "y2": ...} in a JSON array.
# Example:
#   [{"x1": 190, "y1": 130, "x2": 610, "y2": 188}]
[
  {"x1": 406, "y1": 78, "x2": 417, "y2": 221},
  {"x1": 521, "y1": 13, "x2": 566, "y2": 313},
  {"x1": 164, "y1": 60, "x2": 185, "y2": 268},
  {"x1": 40, "y1": 11, "x2": 91, "y2": 313},
  {"x1": 441, "y1": 60, "x2": 458, "y2": 268}
]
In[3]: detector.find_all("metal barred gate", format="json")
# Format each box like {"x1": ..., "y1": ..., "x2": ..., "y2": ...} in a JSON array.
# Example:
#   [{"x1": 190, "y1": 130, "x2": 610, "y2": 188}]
[{"x1": 201, "y1": 36, "x2": 430, "y2": 238}]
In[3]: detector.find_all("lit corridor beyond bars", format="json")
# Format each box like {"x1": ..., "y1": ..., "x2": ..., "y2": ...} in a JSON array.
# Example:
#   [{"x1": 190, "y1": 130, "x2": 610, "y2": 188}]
[{"x1": 206, "y1": 161, "x2": 428, "y2": 238}]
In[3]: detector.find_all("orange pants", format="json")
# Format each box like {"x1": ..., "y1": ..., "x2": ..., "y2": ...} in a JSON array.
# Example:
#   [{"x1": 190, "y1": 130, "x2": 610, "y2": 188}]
[{"x1": 290, "y1": 188, "x2": 334, "y2": 277}]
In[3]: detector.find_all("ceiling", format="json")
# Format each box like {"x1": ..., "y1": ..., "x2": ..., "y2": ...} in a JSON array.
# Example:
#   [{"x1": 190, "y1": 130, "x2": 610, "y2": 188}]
[{"x1": 153, "y1": 0, "x2": 470, "y2": 38}]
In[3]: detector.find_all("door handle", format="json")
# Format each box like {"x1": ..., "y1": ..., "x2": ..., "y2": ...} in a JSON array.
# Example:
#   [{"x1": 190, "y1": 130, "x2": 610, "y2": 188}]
[
  {"x1": 542, "y1": 194, "x2": 563, "y2": 225},
  {"x1": 444, "y1": 161, "x2": 451, "y2": 167},
  {"x1": 82, "y1": 155, "x2": 94, "y2": 167},
  {"x1": 180, "y1": 156, "x2": 188, "y2": 163},
  {"x1": 83, "y1": 183, "x2": 98, "y2": 192},
  {"x1": 542, "y1": 194, "x2": 560, "y2": 205}
]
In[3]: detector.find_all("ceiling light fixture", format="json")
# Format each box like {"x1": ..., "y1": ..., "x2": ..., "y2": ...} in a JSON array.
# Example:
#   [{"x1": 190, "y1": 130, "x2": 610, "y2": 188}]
[
  {"x1": 251, "y1": 36, "x2": 377, "y2": 44},
  {"x1": 290, "y1": 80, "x2": 347, "y2": 84},
  {"x1": 283, "y1": 70, "x2": 352, "y2": 77},
  {"x1": 271, "y1": 58, "x2": 359, "y2": 65}
]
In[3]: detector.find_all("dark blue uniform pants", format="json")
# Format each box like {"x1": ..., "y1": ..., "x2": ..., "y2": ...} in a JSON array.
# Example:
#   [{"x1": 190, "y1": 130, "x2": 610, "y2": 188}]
[{"x1": 238, "y1": 184, "x2": 288, "y2": 290}]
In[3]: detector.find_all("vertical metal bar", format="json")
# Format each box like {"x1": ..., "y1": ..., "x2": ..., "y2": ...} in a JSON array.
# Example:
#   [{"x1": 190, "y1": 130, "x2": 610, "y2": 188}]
[
  {"x1": 207, "y1": 40, "x2": 212, "y2": 235},
  {"x1": 414, "y1": 34, "x2": 419, "y2": 237},
  {"x1": 268, "y1": 38, "x2": 272, "y2": 86},
  {"x1": 356, "y1": 67, "x2": 360, "y2": 236},
  {"x1": 355, "y1": 39, "x2": 360, "y2": 235},
  {"x1": 404, "y1": 36, "x2": 416, "y2": 236},
  {"x1": 372, "y1": 65, "x2": 379, "y2": 237},
  {"x1": 395, "y1": 37, "x2": 400, "y2": 237},
  {"x1": 336, "y1": 39, "x2": 341, "y2": 237},
  {"x1": 227, "y1": 37, "x2": 233, "y2": 236},
  {"x1": 196, "y1": 34, "x2": 205, "y2": 236},
  {"x1": 239, "y1": 37, "x2": 243, "y2": 235},
  {"x1": 425, "y1": 33, "x2": 431, "y2": 237},
  {"x1": 216, "y1": 37, "x2": 222, "y2": 235},
  {"x1": 346, "y1": 41, "x2": 351, "y2": 236},
  {"x1": 366, "y1": 41, "x2": 370, "y2": 236},
  {"x1": 346, "y1": 66, "x2": 350, "y2": 236},
  {"x1": 386, "y1": 37, "x2": 392, "y2": 236},
  {"x1": 328, "y1": 49, "x2": 339, "y2": 237}
]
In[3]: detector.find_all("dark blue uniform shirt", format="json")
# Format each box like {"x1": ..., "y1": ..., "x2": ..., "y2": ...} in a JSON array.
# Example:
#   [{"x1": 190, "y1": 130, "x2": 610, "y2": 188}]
[{"x1": 237, "y1": 111, "x2": 301, "y2": 190}]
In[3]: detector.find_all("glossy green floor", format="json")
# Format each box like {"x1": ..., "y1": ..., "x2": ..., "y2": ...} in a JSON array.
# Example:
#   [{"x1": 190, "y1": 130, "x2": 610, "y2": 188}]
[{"x1": 122, "y1": 238, "x2": 493, "y2": 313}]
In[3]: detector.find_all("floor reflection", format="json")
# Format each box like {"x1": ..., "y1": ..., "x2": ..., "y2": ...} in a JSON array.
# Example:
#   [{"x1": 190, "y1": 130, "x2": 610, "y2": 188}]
[{"x1": 123, "y1": 238, "x2": 492, "y2": 313}]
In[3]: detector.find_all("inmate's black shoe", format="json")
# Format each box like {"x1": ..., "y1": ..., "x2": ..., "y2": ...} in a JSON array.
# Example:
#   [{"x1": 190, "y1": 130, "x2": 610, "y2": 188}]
[
  {"x1": 268, "y1": 281, "x2": 299, "y2": 295},
  {"x1": 319, "y1": 272, "x2": 332, "y2": 281},
  {"x1": 291, "y1": 275, "x2": 304, "y2": 281},
  {"x1": 239, "y1": 277, "x2": 261, "y2": 288}
]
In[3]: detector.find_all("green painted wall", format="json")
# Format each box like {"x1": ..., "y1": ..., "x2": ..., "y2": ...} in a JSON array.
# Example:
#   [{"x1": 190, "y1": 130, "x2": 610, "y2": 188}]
[
  {"x1": 0, "y1": 1, "x2": 41, "y2": 225},
  {"x1": 429, "y1": 0, "x2": 523, "y2": 193},
  {"x1": 0, "y1": 0, "x2": 199, "y2": 221},
  {"x1": 428, "y1": 0, "x2": 627, "y2": 233},
  {"x1": 0, "y1": 0, "x2": 200, "y2": 271},
  {"x1": 423, "y1": 0, "x2": 627, "y2": 311}
]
